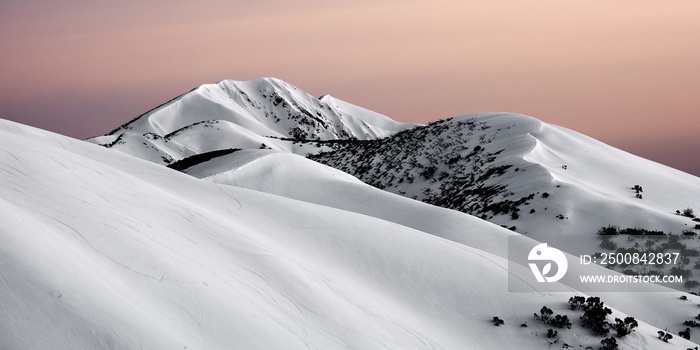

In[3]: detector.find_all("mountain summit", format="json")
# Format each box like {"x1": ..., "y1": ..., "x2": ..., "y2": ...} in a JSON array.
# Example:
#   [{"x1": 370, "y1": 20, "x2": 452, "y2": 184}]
[{"x1": 88, "y1": 78, "x2": 414, "y2": 164}]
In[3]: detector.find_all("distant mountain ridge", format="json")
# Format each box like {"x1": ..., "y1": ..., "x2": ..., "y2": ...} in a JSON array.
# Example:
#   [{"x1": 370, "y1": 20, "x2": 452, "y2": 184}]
[
  {"x1": 88, "y1": 78, "x2": 700, "y2": 241},
  {"x1": 88, "y1": 77, "x2": 415, "y2": 164}
]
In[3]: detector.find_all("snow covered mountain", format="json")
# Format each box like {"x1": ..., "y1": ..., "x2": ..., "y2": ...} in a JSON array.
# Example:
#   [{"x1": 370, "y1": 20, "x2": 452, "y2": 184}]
[
  {"x1": 2, "y1": 114, "x2": 699, "y2": 350},
  {"x1": 87, "y1": 77, "x2": 700, "y2": 294},
  {"x1": 88, "y1": 78, "x2": 700, "y2": 244},
  {"x1": 6, "y1": 77, "x2": 700, "y2": 349},
  {"x1": 310, "y1": 112, "x2": 700, "y2": 239},
  {"x1": 87, "y1": 78, "x2": 414, "y2": 164}
]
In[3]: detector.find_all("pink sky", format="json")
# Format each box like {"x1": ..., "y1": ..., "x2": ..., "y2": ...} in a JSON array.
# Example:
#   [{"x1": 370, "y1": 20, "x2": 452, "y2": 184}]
[{"x1": 1, "y1": 0, "x2": 699, "y2": 176}]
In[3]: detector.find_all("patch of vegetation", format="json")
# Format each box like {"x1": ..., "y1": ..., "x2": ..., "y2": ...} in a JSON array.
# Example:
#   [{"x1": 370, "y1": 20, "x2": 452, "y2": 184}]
[
  {"x1": 677, "y1": 207, "x2": 697, "y2": 218},
  {"x1": 657, "y1": 330, "x2": 673, "y2": 342},
  {"x1": 533, "y1": 306, "x2": 572, "y2": 329},
  {"x1": 596, "y1": 225, "x2": 666, "y2": 236},
  {"x1": 579, "y1": 297, "x2": 613, "y2": 335},
  {"x1": 679, "y1": 327, "x2": 691, "y2": 340},
  {"x1": 600, "y1": 336, "x2": 618, "y2": 350},
  {"x1": 631, "y1": 184, "x2": 643, "y2": 199},
  {"x1": 308, "y1": 117, "x2": 541, "y2": 228}
]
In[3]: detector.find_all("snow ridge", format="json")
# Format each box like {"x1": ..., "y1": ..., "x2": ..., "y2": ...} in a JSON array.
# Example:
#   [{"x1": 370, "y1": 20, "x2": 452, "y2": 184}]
[
  {"x1": 310, "y1": 112, "x2": 700, "y2": 239},
  {"x1": 87, "y1": 78, "x2": 415, "y2": 164}
]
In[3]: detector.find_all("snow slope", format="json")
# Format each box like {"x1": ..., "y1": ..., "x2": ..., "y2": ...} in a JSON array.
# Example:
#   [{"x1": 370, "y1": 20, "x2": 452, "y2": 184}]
[
  {"x1": 85, "y1": 77, "x2": 700, "y2": 245},
  {"x1": 311, "y1": 112, "x2": 700, "y2": 239},
  {"x1": 2, "y1": 119, "x2": 698, "y2": 349},
  {"x1": 87, "y1": 78, "x2": 415, "y2": 164}
]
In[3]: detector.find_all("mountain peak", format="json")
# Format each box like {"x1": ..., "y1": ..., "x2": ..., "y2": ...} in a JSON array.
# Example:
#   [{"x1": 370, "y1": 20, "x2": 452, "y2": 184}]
[{"x1": 88, "y1": 78, "x2": 416, "y2": 164}]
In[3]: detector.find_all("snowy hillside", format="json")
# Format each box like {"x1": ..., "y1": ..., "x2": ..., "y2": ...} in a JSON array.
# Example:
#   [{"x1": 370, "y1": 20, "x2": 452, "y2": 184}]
[
  {"x1": 2, "y1": 118, "x2": 700, "y2": 349},
  {"x1": 87, "y1": 78, "x2": 700, "y2": 245},
  {"x1": 310, "y1": 112, "x2": 700, "y2": 238},
  {"x1": 86, "y1": 78, "x2": 700, "y2": 296},
  {"x1": 87, "y1": 78, "x2": 414, "y2": 165},
  {"x1": 9, "y1": 76, "x2": 700, "y2": 348}
]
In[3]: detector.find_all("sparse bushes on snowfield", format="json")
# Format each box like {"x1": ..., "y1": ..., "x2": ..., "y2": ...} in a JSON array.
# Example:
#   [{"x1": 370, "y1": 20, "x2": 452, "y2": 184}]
[
  {"x1": 597, "y1": 225, "x2": 619, "y2": 236},
  {"x1": 568, "y1": 296, "x2": 586, "y2": 310},
  {"x1": 308, "y1": 117, "x2": 545, "y2": 231},
  {"x1": 677, "y1": 207, "x2": 696, "y2": 218},
  {"x1": 596, "y1": 225, "x2": 666, "y2": 236},
  {"x1": 533, "y1": 306, "x2": 571, "y2": 329},
  {"x1": 612, "y1": 316, "x2": 638, "y2": 337},
  {"x1": 658, "y1": 330, "x2": 674, "y2": 342},
  {"x1": 631, "y1": 184, "x2": 644, "y2": 199},
  {"x1": 600, "y1": 336, "x2": 618, "y2": 350},
  {"x1": 679, "y1": 327, "x2": 691, "y2": 340},
  {"x1": 684, "y1": 319, "x2": 700, "y2": 327},
  {"x1": 579, "y1": 297, "x2": 613, "y2": 336}
]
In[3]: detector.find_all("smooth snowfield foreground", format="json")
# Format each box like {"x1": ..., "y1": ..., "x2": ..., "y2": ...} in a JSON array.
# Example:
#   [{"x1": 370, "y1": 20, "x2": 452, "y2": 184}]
[{"x1": 2, "y1": 120, "x2": 699, "y2": 349}]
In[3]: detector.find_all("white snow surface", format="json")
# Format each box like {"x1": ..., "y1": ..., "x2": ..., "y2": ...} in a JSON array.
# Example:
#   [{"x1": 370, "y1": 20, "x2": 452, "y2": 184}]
[
  {"x1": 87, "y1": 78, "x2": 415, "y2": 164},
  {"x1": 2, "y1": 118, "x2": 699, "y2": 350}
]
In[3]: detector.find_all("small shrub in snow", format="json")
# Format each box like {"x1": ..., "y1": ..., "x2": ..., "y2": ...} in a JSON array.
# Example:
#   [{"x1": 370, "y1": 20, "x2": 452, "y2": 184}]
[
  {"x1": 684, "y1": 319, "x2": 700, "y2": 327},
  {"x1": 658, "y1": 330, "x2": 673, "y2": 342},
  {"x1": 597, "y1": 225, "x2": 619, "y2": 236},
  {"x1": 678, "y1": 208, "x2": 696, "y2": 218},
  {"x1": 600, "y1": 337, "x2": 618, "y2": 350},
  {"x1": 680, "y1": 328, "x2": 691, "y2": 340},
  {"x1": 568, "y1": 296, "x2": 586, "y2": 310},
  {"x1": 579, "y1": 297, "x2": 612, "y2": 336},
  {"x1": 492, "y1": 316, "x2": 504, "y2": 326},
  {"x1": 534, "y1": 306, "x2": 571, "y2": 329},
  {"x1": 536, "y1": 306, "x2": 554, "y2": 323},
  {"x1": 612, "y1": 316, "x2": 638, "y2": 337}
]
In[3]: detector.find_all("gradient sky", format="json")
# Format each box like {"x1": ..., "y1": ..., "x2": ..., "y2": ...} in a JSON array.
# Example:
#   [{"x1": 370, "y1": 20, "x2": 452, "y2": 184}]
[{"x1": 1, "y1": 0, "x2": 699, "y2": 176}]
